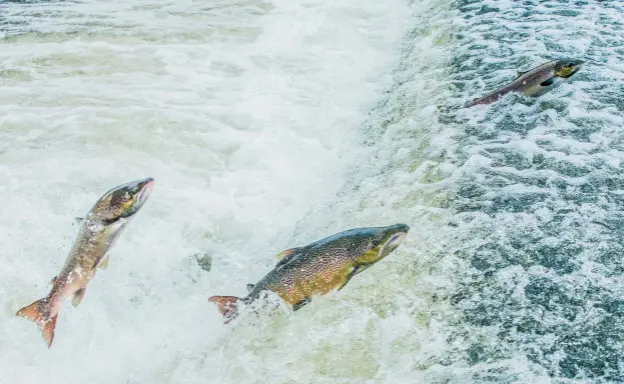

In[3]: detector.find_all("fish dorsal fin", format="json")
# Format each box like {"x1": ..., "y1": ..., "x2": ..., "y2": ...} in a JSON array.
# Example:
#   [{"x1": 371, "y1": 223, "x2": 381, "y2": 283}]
[
  {"x1": 275, "y1": 247, "x2": 301, "y2": 265},
  {"x1": 246, "y1": 284, "x2": 255, "y2": 293},
  {"x1": 515, "y1": 70, "x2": 527, "y2": 79},
  {"x1": 74, "y1": 217, "x2": 84, "y2": 225}
]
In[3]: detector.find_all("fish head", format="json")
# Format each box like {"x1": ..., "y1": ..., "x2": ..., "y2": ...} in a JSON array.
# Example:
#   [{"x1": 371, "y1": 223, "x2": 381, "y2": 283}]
[
  {"x1": 348, "y1": 223, "x2": 410, "y2": 265},
  {"x1": 554, "y1": 59, "x2": 584, "y2": 78},
  {"x1": 89, "y1": 177, "x2": 154, "y2": 224}
]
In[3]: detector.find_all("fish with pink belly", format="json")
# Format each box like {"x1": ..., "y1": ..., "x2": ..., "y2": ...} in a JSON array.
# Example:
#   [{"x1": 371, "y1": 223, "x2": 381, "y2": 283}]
[{"x1": 15, "y1": 177, "x2": 154, "y2": 348}]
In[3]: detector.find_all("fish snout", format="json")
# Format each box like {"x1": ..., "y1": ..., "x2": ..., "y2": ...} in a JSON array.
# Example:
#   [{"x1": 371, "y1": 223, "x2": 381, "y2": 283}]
[
  {"x1": 136, "y1": 177, "x2": 154, "y2": 204},
  {"x1": 392, "y1": 223, "x2": 410, "y2": 234},
  {"x1": 380, "y1": 223, "x2": 409, "y2": 256},
  {"x1": 555, "y1": 58, "x2": 585, "y2": 78}
]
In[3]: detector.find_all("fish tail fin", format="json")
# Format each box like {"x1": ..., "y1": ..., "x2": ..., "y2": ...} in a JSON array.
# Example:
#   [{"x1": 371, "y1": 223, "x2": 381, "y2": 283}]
[
  {"x1": 208, "y1": 295, "x2": 241, "y2": 323},
  {"x1": 16, "y1": 298, "x2": 58, "y2": 348}
]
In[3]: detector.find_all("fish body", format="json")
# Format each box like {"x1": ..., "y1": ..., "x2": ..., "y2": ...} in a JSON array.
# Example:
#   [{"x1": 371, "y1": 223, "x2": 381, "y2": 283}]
[
  {"x1": 209, "y1": 223, "x2": 410, "y2": 323},
  {"x1": 16, "y1": 177, "x2": 154, "y2": 348},
  {"x1": 464, "y1": 58, "x2": 584, "y2": 108}
]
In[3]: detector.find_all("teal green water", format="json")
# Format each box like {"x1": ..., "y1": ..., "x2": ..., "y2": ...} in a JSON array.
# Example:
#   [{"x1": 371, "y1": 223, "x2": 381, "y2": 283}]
[{"x1": 1, "y1": 0, "x2": 623, "y2": 382}]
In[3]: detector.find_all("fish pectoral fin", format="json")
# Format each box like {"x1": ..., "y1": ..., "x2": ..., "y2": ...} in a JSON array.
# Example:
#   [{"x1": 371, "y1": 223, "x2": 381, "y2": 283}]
[
  {"x1": 338, "y1": 264, "x2": 375, "y2": 291},
  {"x1": 72, "y1": 286, "x2": 87, "y2": 307},
  {"x1": 275, "y1": 247, "x2": 302, "y2": 267},
  {"x1": 292, "y1": 297, "x2": 311, "y2": 311},
  {"x1": 337, "y1": 266, "x2": 360, "y2": 291},
  {"x1": 540, "y1": 77, "x2": 555, "y2": 87},
  {"x1": 246, "y1": 284, "x2": 255, "y2": 293},
  {"x1": 97, "y1": 254, "x2": 110, "y2": 270}
]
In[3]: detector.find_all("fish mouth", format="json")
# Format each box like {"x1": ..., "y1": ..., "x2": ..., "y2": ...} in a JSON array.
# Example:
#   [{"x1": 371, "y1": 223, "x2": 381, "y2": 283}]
[
  {"x1": 570, "y1": 60, "x2": 584, "y2": 76},
  {"x1": 380, "y1": 224, "x2": 409, "y2": 256},
  {"x1": 556, "y1": 59, "x2": 585, "y2": 78},
  {"x1": 135, "y1": 177, "x2": 154, "y2": 205},
  {"x1": 117, "y1": 177, "x2": 154, "y2": 219}
]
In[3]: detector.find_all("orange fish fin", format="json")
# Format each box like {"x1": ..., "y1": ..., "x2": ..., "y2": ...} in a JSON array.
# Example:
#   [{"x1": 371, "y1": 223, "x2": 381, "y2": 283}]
[
  {"x1": 208, "y1": 295, "x2": 241, "y2": 323},
  {"x1": 42, "y1": 315, "x2": 58, "y2": 348},
  {"x1": 72, "y1": 286, "x2": 87, "y2": 307},
  {"x1": 275, "y1": 247, "x2": 302, "y2": 267},
  {"x1": 16, "y1": 297, "x2": 57, "y2": 348},
  {"x1": 16, "y1": 299, "x2": 46, "y2": 323}
]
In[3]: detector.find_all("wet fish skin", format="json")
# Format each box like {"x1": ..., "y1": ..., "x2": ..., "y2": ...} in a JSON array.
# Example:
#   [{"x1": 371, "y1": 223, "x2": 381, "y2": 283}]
[
  {"x1": 15, "y1": 177, "x2": 154, "y2": 348},
  {"x1": 209, "y1": 223, "x2": 410, "y2": 323},
  {"x1": 464, "y1": 58, "x2": 584, "y2": 108}
]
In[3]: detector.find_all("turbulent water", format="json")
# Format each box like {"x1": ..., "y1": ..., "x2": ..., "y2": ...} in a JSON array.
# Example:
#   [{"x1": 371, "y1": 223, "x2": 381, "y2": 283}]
[{"x1": 1, "y1": 0, "x2": 623, "y2": 383}]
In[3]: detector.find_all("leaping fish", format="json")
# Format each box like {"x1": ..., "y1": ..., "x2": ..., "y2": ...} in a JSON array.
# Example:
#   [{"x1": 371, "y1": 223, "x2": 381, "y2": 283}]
[
  {"x1": 209, "y1": 223, "x2": 410, "y2": 323},
  {"x1": 15, "y1": 177, "x2": 154, "y2": 348},
  {"x1": 464, "y1": 58, "x2": 584, "y2": 108}
]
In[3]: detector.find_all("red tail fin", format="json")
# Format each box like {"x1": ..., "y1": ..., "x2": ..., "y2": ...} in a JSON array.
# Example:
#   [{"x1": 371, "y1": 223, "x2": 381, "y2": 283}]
[
  {"x1": 208, "y1": 295, "x2": 240, "y2": 323},
  {"x1": 16, "y1": 298, "x2": 58, "y2": 348}
]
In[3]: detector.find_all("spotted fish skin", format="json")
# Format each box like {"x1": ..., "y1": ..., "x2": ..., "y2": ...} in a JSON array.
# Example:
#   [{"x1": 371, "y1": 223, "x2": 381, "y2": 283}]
[
  {"x1": 464, "y1": 58, "x2": 584, "y2": 108},
  {"x1": 208, "y1": 223, "x2": 409, "y2": 322},
  {"x1": 15, "y1": 178, "x2": 154, "y2": 348}
]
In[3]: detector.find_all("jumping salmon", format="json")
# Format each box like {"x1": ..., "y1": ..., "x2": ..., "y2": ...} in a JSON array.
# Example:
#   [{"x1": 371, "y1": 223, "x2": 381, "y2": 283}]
[
  {"x1": 15, "y1": 177, "x2": 154, "y2": 348},
  {"x1": 464, "y1": 58, "x2": 584, "y2": 108},
  {"x1": 209, "y1": 223, "x2": 409, "y2": 323}
]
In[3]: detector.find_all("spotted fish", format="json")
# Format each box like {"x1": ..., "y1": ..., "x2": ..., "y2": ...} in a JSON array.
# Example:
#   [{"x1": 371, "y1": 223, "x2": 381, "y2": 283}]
[{"x1": 209, "y1": 223, "x2": 409, "y2": 323}]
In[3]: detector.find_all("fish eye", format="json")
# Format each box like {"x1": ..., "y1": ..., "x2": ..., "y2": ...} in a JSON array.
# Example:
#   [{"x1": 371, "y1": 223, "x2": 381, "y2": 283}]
[{"x1": 567, "y1": 62, "x2": 575, "y2": 67}]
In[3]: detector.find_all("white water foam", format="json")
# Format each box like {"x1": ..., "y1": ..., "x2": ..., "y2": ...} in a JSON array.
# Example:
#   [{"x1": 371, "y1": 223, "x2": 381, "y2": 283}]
[{"x1": 0, "y1": 0, "x2": 410, "y2": 383}]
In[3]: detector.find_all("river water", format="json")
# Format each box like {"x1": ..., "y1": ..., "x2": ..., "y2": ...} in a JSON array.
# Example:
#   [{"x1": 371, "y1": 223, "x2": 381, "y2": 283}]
[{"x1": 1, "y1": 0, "x2": 623, "y2": 383}]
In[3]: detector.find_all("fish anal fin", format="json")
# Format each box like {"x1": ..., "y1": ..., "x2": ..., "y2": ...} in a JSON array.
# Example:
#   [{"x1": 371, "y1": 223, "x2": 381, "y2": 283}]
[
  {"x1": 246, "y1": 284, "x2": 255, "y2": 293},
  {"x1": 208, "y1": 295, "x2": 241, "y2": 323},
  {"x1": 292, "y1": 297, "x2": 311, "y2": 311},
  {"x1": 72, "y1": 286, "x2": 87, "y2": 307}
]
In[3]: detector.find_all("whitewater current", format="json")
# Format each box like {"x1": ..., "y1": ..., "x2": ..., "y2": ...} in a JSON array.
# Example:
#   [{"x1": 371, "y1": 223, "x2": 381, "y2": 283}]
[{"x1": 1, "y1": 0, "x2": 623, "y2": 383}]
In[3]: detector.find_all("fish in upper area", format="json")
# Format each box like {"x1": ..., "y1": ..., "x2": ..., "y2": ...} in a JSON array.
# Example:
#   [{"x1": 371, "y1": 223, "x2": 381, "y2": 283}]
[
  {"x1": 463, "y1": 58, "x2": 584, "y2": 108},
  {"x1": 15, "y1": 177, "x2": 154, "y2": 348},
  {"x1": 208, "y1": 223, "x2": 410, "y2": 323}
]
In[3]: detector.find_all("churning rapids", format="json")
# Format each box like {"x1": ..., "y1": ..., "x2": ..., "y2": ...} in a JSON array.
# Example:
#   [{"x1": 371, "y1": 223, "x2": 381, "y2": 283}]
[{"x1": 1, "y1": 0, "x2": 623, "y2": 383}]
